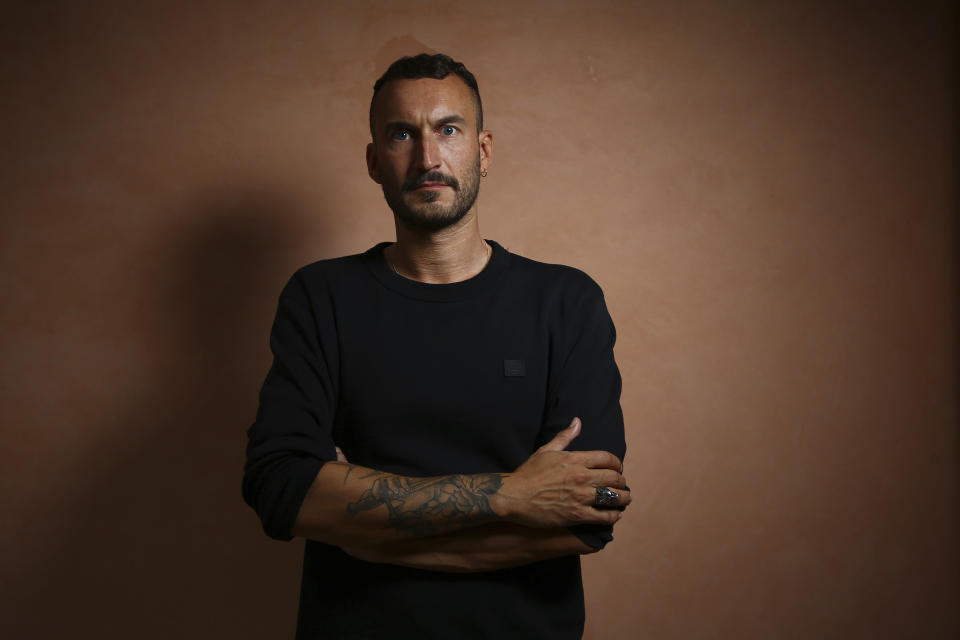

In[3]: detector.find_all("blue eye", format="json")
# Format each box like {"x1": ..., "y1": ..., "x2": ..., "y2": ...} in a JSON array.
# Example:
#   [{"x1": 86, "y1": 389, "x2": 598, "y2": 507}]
[
  {"x1": 441, "y1": 125, "x2": 457, "y2": 136},
  {"x1": 392, "y1": 130, "x2": 410, "y2": 141}
]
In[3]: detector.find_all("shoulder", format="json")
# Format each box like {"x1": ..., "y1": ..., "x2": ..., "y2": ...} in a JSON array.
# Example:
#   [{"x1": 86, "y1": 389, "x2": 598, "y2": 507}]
[
  {"x1": 500, "y1": 248, "x2": 618, "y2": 360},
  {"x1": 280, "y1": 244, "x2": 385, "y2": 300},
  {"x1": 267, "y1": 246, "x2": 386, "y2": 339},
  {"x1": 295, "y1": 248, "x2": 377, "y2": 285},
  {"x1": 503, "y1": 248, "x2": 606, "y2": 304}
]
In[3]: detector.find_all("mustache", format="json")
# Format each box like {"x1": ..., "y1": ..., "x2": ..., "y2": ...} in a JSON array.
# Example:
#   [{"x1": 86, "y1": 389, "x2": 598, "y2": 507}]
[{"x1": 403, "y1": 171, "x2": 459, "y2": 191}]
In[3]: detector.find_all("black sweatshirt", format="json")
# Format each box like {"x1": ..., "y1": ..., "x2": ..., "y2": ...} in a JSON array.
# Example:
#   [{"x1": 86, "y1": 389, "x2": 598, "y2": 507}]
[{"x1": 243, "y1": 240, "x2": 625, "y2": 639}]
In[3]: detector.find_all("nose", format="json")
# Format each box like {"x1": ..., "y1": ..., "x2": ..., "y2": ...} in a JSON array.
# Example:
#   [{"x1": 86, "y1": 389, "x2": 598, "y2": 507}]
[{"x1": 415, "y1": 134, "x2": 441, "y2": 171}]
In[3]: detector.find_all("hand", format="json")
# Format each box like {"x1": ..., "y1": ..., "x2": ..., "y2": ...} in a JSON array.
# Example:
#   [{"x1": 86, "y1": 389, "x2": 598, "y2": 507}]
[{"x1": 493, "y1": 418, "x2": 630, "y2": 528}]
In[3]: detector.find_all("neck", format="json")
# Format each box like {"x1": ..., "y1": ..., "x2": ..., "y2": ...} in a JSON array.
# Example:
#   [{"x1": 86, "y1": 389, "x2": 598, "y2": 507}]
[{"x1": 386, "y1": 210, "x2": 491, "y2": 284}]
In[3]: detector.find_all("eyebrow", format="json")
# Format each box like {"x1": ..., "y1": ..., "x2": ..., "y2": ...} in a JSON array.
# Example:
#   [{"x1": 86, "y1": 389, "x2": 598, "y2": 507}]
[
  {"x1": 434, "y1": 115, "x2": 467, "y2": 127},
  {"x1": 384, "y1": 114, "x2": 468, "y2": 133}
]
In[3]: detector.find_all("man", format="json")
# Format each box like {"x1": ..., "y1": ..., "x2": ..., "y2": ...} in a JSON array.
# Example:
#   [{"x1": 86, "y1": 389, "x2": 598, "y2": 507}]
[{"x1": 243, "y1": 53, "x2": 629, "y2": 639}]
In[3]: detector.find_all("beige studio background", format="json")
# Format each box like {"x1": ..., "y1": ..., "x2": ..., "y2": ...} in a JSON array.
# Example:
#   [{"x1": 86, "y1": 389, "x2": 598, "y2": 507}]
[{"x1": 1, "y1": 1, "x2": 956, "y2": 638}]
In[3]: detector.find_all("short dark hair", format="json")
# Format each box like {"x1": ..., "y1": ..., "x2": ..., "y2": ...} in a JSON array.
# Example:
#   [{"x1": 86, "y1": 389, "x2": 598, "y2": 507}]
[{"x1": 369, "y1": 53, "x2": 483, "y2": 139}]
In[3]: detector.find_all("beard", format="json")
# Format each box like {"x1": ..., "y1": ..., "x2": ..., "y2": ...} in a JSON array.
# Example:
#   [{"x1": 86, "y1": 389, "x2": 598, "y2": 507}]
[{"x1": 382, "y1": 159, "x2": 481, "y2": 231}]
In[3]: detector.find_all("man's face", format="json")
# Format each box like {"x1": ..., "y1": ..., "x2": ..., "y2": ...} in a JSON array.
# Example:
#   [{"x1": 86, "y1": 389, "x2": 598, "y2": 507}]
[{"x1": 367, "y1": 76, "x2": 491, "y2": 231}]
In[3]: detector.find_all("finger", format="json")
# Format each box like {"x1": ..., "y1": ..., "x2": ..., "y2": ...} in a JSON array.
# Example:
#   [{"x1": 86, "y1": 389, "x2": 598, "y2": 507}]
[
  {"x1": 610, "y1": 487, "x2": 632, "y2": 507},
  {"x1": 570, "y1": 469, "x2": 624, "y2": 489},
  {"x1": 538, "y1": 417, "x2": 581, "y2": 452},
  {"x1": 571, "y1": 450, "x2": 622, "y2": 472},
  {"x1": 590, "y1": 469, "x2": 627, "y2": 489},
  {"x1": 586, "y1": 487, "x2": 632, "y2": 509},
  {"x1": 579, "y1": 506, "x2": 625, "y2": 525}
]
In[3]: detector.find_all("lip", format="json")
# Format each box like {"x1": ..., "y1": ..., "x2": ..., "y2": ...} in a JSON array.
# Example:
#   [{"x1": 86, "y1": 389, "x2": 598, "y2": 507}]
[{"x1": 413, "y1": 183, "x2": 450, "y2": 190}]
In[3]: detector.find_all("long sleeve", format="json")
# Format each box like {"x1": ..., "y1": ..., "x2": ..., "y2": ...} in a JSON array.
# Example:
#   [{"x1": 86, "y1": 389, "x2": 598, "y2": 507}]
[
  {"x1": 541, "y1": 272, "x2": 626, "y2": 550},
  {"x1": 242, "y1": 271, "x2": 339, "y2": 541}
]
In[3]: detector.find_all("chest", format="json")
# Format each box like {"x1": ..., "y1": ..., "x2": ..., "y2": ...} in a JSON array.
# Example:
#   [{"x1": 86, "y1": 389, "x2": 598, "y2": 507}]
[{"x1": 331, "y1": 290, "x2": 553, "y2": 476}]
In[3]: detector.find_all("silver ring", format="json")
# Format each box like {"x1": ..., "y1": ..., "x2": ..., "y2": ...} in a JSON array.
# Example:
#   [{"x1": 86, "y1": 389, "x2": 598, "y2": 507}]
[{"x1": 595, "y1": 486, "x2": 619, "y2": 508}]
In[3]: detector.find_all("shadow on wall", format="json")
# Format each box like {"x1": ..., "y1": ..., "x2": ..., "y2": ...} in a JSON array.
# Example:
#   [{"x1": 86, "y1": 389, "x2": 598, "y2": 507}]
[{"x1": 7, "y1": 189, "x2": 329, "y2": 639}]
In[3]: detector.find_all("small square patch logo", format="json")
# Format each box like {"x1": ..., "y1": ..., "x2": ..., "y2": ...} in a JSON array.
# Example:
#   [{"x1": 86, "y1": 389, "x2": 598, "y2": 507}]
[{"x1": 504, "y1": 359, "x2": 526, "y2": 377}]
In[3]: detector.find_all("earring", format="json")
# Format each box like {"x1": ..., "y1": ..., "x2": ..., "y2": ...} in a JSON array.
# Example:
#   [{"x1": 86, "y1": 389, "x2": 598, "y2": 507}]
[{"x1": 481, "y1": 169, "x2": 488, "y2": 177}]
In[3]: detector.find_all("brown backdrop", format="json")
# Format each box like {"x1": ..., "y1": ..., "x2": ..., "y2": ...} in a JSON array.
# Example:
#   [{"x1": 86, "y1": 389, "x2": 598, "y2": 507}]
[{"x1": 1, "y1": 1, "x2": 956, "y2": 638}]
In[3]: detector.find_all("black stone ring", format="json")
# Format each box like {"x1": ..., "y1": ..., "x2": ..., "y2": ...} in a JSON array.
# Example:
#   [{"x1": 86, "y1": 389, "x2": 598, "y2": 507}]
[{"x1": 595, "y1": 486, "x2": 620, "y2": 508}]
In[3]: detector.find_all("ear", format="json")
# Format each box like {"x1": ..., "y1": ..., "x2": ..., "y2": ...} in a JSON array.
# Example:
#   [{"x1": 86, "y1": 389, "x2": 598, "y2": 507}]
[
  {"x1": 366, "y1": 142, "x2": 381, "y2": 184},
  {"x1": 478, "y1": 129, "x2": 494, "y2": 174}
]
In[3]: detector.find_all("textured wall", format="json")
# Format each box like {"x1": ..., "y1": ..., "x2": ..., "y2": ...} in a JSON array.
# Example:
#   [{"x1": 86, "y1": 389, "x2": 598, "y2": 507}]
[{"x1": 1, "y1": 1, "x2": 956, "y2": 638}]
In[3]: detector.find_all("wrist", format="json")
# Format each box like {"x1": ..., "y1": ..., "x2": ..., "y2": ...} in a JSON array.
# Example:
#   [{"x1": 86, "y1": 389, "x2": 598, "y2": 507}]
[{"x1": 489, "y1": 474, "x2": 517, "y2": 523}]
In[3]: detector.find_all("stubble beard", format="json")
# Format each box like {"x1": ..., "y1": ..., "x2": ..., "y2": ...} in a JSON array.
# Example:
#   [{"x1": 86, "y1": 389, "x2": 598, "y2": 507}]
[{"x1": 384, "y1": 159, "x2": 481, "y2": 231}]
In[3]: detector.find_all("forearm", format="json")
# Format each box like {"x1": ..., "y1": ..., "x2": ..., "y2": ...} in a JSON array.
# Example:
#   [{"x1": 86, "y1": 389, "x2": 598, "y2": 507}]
[
  {"x1": 342, "y1": 523, "x2": 597, "y2": 573},
  {"x1": 292, "y1": 461, "x2": 505, "y2": 546},
  {"x1": 291, "y1": 420, "x2": 628, "y2": 548}
]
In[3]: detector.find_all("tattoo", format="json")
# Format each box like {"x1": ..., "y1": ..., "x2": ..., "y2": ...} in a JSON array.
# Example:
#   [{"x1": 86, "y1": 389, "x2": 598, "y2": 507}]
[
  {"x1": 346, "y1": 473, "x2": 503, "y2": 536},
  {"x1": 342, "y1": 464, "x2": 358, "y2": 485},
  {"x1": 341, "y1": 464, "x2": 380, "y2": 486}
]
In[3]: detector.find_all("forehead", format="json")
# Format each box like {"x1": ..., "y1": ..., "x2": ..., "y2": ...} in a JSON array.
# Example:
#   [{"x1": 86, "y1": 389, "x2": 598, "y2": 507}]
[{"x1": 371, "y1": 76, "x2": 476, "y2": 128}]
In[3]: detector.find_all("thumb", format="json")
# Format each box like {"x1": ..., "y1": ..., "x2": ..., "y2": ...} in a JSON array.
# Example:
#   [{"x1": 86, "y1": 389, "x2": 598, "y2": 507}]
[{"x1": 539, "y1": 417, "x2": 581, "y2": 452}]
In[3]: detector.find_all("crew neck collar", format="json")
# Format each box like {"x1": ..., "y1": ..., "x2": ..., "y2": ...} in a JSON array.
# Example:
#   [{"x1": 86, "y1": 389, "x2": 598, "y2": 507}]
[{"x1": 364, "y1": 239, "x2": 510, "y2": 302}]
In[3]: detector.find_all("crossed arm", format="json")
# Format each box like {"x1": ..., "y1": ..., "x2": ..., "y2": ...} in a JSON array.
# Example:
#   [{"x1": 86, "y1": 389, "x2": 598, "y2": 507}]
[
  {"x1": 340, "y1": 522, "x2": 595, "y2": 573},
  {"x1": 291, "y1": 418, "x2": 631, "y2": 572}
]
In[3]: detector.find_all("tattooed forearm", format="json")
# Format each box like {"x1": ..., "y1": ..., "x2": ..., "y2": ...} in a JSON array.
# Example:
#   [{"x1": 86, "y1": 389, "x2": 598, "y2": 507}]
[{"x1": 346, "y1": 474, "x2": 504, "y2": 536}]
